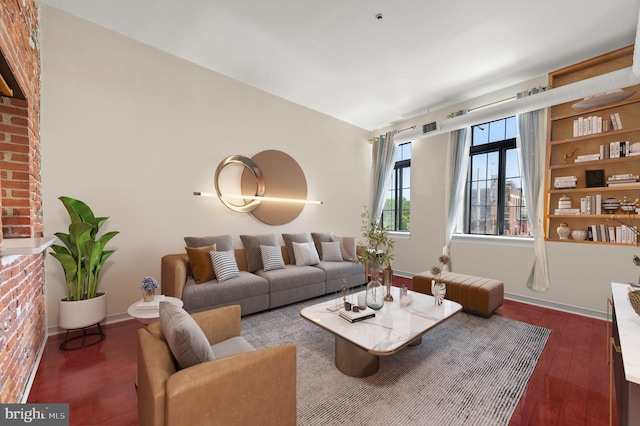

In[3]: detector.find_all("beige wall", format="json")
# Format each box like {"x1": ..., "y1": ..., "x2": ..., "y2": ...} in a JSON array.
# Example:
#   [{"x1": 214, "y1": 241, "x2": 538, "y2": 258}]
[{"x1": 40, "y1": 7, "x2": 370, "y2": 328}]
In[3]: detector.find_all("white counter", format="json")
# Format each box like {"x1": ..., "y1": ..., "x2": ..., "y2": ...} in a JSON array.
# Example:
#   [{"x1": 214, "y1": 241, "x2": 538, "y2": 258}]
[{"x1": 611, "y1": 282, "x2": 640, "y2": 384}]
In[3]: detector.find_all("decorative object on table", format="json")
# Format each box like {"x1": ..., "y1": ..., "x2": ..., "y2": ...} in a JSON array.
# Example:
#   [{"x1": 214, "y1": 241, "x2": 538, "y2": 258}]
[
  {"x1": 628, "y1": 288, "x2": 640, "y2": 316},
  {"x1": 602, "y1": 197, "x2": 621, "y2": 212},
  {"x1": 556, "y1": 222, "x2": 571, "y2": 240},
  {"x1": 383, "y1": 266, "x2": 394, "y2": 301},
  {"x1": 341, "y1": 285, "x2": 352, "y2": 311},
  {"x1": 49, "y1": 196, "x2": 119, "y2": 349},
  {"x1": 585, "y1": 169, "x2": 605, "y2": 188},
  {"x1": 140, "y1": 276, "x2": 159, "y2": 302},
  {"x1": 357, "y1": 206, "x2": 394, "y2": 309},
  {"x1": 570, "y1": 229, "x2": 588, "y2": 241},
  {"x1": 430, "y1": 255, "x2": 450, "y2": 305},
  {"x1": 558, "y1": 194, "x2": 572, "y2": 209}
]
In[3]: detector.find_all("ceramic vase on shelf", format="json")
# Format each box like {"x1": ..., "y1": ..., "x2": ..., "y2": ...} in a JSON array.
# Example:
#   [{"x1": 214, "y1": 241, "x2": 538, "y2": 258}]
[
  {"x1": 366, "y1": 267, "x2": 385, "y2": 310},
  {"x1": 431, "y1": 280, "x2": 446, "y2": 305},
  {"x1": 557, "y1": 222, "x2": 571, "y2": 240},
  {"x1": 143, "y1": 290, "x2": 155, "y2": 302}
]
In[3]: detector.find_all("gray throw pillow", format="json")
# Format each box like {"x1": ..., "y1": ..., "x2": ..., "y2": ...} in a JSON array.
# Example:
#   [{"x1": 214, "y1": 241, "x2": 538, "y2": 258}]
[
  {"x1": 282, "y1": 232, "x2": 312, "y2": 264},
  {"x1": 159, "y1": 302, "x2": 215, "y2": 369},
  {"x1": 184, "y1": 234, "x2": 233, "y2": 251},
  {"x1": 240, "y1": 233, "x2": 279, "y2": 272},
  {"x1": 311, "y1": 231, "x2": 334, "y2": 259}
]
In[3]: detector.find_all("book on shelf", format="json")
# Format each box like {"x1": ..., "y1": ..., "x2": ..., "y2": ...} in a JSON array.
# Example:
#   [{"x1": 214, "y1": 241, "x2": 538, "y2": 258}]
[
  {"x1": 555, "y1": 208, "x2": 581, "y2": 215},
  {"x1": 610, "y1": 113, "x2": 623, "y2": 131},
  {"x1": 608, "y1": 174, "x2": 638, "y2": 180},
  {"x1": 574, "y1": 153, "x2": 601, "y2": 163},
  {"x1": 339, "y1": 307, "x2": 375, "y2": 323},
  {"x1": 607, "y1": 181, "x2": 639, "y2": 187}
]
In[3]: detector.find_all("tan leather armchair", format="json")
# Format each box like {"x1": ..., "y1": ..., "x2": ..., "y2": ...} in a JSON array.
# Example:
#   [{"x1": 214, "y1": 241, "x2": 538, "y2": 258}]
[{"x1": 137, "y1": 305, "x2": 297, "y2": 426}]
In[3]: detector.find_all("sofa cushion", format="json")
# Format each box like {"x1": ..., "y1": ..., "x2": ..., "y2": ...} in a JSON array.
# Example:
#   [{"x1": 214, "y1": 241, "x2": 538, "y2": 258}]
[
  {"x1": 185, "y1": 244, "x2": 217, "y2": 283},
  {"x1": 311, "y1": 231, "x2": 334, "y2": 259},
  {"x1": 334, "y1": 235, "x2": 358, "y2": 261},
  {"x1": 210, "y1": 250, "x2": 240, "y2": 282},
  {"x1": 211, "y1": 336, "x2": 255, "y2": 359},
  {"x1": 184, "y1": 234, "x2": 233, "y2": 251},
  {"x1": 282, "y1": 232, "x2": 312, "y2": 264},
  {"x1": 260, "y1": 245, "x2": 286, "y2": 271},
  {"x1": 240, "y1": 234, "x2": 279, "y2": 272},
  {"x1": 159, "y1": 302, "x2": 215, "y2": 369},
  {"x1": 181, "y1": 272, "x2": 269, "y2": 313},
  {"x1": 320, "y1": 241, "x2": 343, "y2": 262},
  {"x1": 292, "y1": 241, "x2": 320, "y2": 266}
]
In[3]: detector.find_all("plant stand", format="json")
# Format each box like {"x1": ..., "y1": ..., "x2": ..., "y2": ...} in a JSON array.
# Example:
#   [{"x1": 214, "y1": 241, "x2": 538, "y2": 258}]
[{"x1": 59, "y1": 323, "x2": 105, "y2": 351}]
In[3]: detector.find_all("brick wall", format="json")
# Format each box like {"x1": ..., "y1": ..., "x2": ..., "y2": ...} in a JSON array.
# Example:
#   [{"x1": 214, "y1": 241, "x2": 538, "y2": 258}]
[{"x1": 0, "y1": 0, "x2": 43, "y2": 403}]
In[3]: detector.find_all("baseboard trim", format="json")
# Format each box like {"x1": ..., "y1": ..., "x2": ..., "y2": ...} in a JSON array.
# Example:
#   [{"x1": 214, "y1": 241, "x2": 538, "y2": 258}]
[
  {"x1": 47, "y1": 312, "x2": 133, "y2": 336},
  {"x1": 22, "y1": 334, "x2": 48, "y2": 403},
  {"x1": 504, "y1": 292, "x2": 607, "y2": 320}
]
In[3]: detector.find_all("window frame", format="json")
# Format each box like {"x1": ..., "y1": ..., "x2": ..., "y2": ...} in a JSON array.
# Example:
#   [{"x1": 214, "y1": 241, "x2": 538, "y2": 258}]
[
  {"x1": 382, "y1": 142, "x2": 411, "y2": 232},
  {"x1": 465, "y1": 117, "x2": 528, "y2": 237}
]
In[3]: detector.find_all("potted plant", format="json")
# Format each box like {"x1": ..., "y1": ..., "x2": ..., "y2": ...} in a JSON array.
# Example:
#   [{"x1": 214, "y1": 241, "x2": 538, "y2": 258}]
[
  {"x1": 49, "y1": 196, "x2": 119, "y2": 333},
  {"x1": 357, "y1": 207, "x2": 395, "y2": 309}
]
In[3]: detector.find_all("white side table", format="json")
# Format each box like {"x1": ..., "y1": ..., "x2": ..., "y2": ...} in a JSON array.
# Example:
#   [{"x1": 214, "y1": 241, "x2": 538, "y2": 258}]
[{"x1": 128, "y1": 295, "x2": 183, "y2": 324}]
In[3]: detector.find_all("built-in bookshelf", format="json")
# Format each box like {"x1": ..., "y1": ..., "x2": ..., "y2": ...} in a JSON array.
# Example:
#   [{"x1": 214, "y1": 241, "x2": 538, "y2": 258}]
[{"x1": 545, "y1": 45, "x2": 640, "y2": 245}]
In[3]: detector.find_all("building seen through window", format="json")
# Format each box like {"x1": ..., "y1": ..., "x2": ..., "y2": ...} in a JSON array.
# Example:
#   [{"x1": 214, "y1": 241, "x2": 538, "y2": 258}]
[
  {"x1": 382, "y1": 142, "x2": 411, "y2": 232},
  {"x1": 466, "y1": 117, "x2": 529, "y2": 236}
]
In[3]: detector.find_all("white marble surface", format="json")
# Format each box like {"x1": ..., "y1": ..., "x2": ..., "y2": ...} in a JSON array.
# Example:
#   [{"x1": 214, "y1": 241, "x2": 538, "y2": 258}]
[
  {"x1": 300, "y1": 287, "x2": 462, "y2": 356},
  {"x1": 127, "y1": 295, "x2": 183, "y2": 324},
  {"x1": 611, "y1": 282, "x2": 640, "y2": 384}
]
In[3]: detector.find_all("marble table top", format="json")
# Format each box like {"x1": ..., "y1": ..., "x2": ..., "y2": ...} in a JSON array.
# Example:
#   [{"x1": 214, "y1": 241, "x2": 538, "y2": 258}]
[{"x1": 300, "y1": 287, "x2": 462, "y2": 356}]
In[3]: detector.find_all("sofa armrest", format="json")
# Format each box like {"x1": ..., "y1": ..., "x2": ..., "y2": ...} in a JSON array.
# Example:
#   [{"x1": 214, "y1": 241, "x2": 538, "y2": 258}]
[
  {"x1": 192, "y1": 305, "x2": 242, "y2": 345},
  {"x1": 161, "y1": 254, "x2": 190, "y2": 299},
  {"x1": 166, "y1": 344, "x2": 297, "y2": 426}
]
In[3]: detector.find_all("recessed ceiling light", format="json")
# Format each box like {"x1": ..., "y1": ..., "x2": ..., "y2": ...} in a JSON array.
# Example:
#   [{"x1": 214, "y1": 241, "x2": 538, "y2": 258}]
[{"x1": 375, "y1": 13, "x2": 383, "y2": 20}]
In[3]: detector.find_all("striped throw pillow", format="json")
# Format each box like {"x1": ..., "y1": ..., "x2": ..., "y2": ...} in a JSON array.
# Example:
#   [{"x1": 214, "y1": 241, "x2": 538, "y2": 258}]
[
  {"x1": 260, "y1": 245, "x2": 285, "y2": 271},
  {"x1": 209, "y1": 250, "x2": 240, "y2": 282},
  {"x1": 321, "y1": 241, "x2": 343, "y2": 262}
]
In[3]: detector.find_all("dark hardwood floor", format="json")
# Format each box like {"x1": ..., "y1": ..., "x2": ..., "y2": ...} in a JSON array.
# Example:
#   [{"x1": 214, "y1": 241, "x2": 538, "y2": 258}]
[{"x1": 27, "y1": 277, "x2": 615, "y2": 425}]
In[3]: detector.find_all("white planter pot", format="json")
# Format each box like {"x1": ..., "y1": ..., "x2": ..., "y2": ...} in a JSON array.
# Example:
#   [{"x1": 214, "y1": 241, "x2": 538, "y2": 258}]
[{"x1": 58, "y1": 292, "x2": 107, "y2": 330}]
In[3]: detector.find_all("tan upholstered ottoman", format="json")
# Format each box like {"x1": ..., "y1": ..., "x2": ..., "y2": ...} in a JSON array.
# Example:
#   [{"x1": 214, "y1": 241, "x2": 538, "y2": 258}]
[{"x1": 412, "y1": 271, "x2": 504, "y2": 317}]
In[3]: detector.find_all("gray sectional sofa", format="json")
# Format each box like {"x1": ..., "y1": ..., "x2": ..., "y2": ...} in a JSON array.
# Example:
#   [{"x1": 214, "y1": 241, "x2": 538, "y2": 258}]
[{"x1": 161, "y1": 232, "x2": 365, "y2": 315}]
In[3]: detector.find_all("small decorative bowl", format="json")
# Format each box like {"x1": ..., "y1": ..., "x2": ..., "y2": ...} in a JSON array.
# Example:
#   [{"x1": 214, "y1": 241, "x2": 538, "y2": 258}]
[
  {"x1": 571, "y1": 229, "x2": 588, "y2": 241},
  {"x1": 621, "y1": 199, "x2": 637, "y2": 212},
  {"x1": 602, "y1": 197, "x2": 620, "y2": 212}
]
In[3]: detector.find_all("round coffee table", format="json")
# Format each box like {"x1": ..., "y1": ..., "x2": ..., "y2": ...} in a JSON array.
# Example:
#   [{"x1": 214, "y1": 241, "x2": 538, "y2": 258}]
[{"x1": 127, "y1": 295, "x2": 183, "y2": 324}]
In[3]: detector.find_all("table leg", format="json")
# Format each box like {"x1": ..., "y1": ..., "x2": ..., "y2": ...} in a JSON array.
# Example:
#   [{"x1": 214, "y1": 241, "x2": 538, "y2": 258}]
[{"x1": 335, "y1": 335, "x2": 379, "y2": 377}]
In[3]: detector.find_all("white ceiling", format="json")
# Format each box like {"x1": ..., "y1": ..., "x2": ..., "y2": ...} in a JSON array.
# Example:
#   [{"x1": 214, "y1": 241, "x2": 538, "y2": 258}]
[{"x1": 40, "y1": 0, "x2": 640, "y2": 131}]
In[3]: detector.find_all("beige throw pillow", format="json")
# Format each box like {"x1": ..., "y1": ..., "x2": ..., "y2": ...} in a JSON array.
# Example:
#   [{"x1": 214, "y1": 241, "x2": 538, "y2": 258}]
[{"x1": 334, "y1": 235, "x2": 358, "y2": 261}]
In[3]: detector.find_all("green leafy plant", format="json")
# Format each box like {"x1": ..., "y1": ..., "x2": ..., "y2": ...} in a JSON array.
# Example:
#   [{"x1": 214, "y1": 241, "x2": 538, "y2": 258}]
[
  {"x1": 49, "y1": 196, "x2": 119, "y2": 301},
  {"x1": 357, "y1": 206, "x2": 395, "y2": 270}
]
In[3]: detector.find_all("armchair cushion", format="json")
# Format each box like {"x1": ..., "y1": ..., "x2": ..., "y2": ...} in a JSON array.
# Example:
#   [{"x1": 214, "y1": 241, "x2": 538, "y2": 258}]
[
  {"x1": 211, "y1": 336, "x2": 255, "y2": 358},
  {"x1": 159, "y1": 302, "x2": 214, "y2": 369}
]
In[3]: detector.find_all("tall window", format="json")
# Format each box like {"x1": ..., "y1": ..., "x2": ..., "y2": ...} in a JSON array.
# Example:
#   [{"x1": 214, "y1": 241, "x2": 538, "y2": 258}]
[
  {"x1": 467, "y1": 117, "x2": 529, "y2": 236},
  {"x1": 382, "y1": 142, "x2": 411, "y2": 231}
]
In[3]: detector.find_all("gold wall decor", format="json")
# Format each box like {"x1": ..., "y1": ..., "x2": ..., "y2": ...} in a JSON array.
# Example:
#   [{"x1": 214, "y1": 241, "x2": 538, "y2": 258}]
[{"x1": 199, "y1": 150, "x2": 321, "y2": 225}]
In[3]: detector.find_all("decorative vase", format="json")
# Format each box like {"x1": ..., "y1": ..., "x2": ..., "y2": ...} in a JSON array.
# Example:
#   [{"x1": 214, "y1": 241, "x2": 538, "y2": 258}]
[
  {"x1": 557, "y1": 222, "x2": 571, "y2": 239},
  {"x1": 366, "y1": 267, "x2": 385, "y2": 310},
  {"x1": 431, "y1": 280, "x2": 446, "y2": 305},
  {"x1": 383, "y1": 266, "x2": 393, "y2": 302},
  {"x1": 142, "y1": 290, "x2": 155, "y2": 302}
]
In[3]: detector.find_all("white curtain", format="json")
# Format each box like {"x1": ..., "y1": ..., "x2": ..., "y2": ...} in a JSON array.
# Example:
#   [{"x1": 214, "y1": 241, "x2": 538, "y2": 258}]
[
  {"x1": 442, "y1": 128, "x2": 469, "y2": 271},
  {"x1": 516, "y1": 111, "x2": 550, "y2": 292},
  {"x1": 369, "y1": 131, "x2": 398, "y2": 223}
]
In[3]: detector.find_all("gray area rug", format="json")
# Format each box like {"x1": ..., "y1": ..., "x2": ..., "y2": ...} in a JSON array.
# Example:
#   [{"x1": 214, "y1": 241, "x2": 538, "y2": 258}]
[{"x1": 241, "y1": 294, "x2": 551, "y2": 426}]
